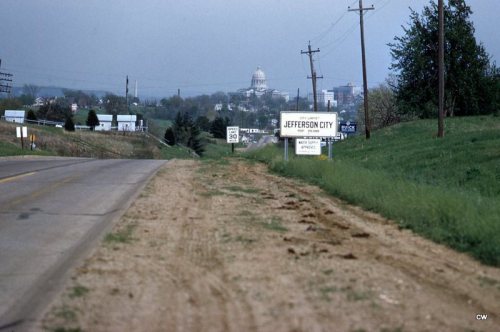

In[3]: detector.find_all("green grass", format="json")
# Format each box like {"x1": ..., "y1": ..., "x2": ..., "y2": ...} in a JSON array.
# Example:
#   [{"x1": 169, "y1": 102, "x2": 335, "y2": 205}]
[
  {"x1": 104, "y1": 224, "x2": 136, "y2": 244},
  {"x1": 0, "y1": 140, "x2": 52, "y2": 157},
  {"x1": 202, "y1": 138, "x2": 239, "y2": 159},
  {"x1": 244, "y1": 116, "x2": 500, "y2": 266},
  {"x1": 68, "y1": 285, "x2": 89, "y2": 299}
]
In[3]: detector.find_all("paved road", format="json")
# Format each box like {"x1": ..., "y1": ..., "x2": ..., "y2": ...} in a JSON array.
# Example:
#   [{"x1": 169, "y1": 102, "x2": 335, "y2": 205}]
[{"x1": 0, "y1": 157, "x2": 166, "y2": 331}]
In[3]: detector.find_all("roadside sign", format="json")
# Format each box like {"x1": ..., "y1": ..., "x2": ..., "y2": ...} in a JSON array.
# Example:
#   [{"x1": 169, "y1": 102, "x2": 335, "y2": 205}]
[
  {"x1": 16, "y1": 126, "x2": 28, "y2": 138},
  {"x1": 295, "y1": 139, "x2": 321, "y2": 155},
  {"x1": 280, "y1": 112, "x2": 338, "y2": 138},
  {"x1": 340, "y1": 121, "x2": 357, "y2": 133},
  {"x1": 226, "y1": 126, "x2": 239, "y2": 143}
]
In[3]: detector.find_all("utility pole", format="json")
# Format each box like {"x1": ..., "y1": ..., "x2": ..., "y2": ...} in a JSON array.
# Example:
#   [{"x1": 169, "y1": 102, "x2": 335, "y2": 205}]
[
  {"x1": 0, "y1": 60, "x2": 13, "y2": 94},
  {"x1": 296, "y1": 88, "x2": 300, "y2": 111},
  {"x1": 125, "y1": 75, "x2": 129, "y2": 112},
  {"x1": 301, "y1": 42, "x2": 323, "y2": 112},
  {"x1": 437, "y1": 0, "x2": 445, "y2": 138},
  {"x1": 349, "y1": 0, "x2": 374, "y2": 139}
]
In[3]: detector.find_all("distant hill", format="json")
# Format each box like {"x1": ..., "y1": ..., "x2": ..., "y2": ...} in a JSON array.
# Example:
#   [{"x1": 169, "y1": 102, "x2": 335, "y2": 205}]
[{"x1": 11, "y1": 86, "x2": 110, "y2": 98}]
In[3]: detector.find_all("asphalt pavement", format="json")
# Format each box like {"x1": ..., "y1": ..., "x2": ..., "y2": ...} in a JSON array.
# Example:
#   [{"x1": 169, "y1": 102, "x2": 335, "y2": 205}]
[{"x1": 0, "y1": 157, "x2": 166, "y2": 331}]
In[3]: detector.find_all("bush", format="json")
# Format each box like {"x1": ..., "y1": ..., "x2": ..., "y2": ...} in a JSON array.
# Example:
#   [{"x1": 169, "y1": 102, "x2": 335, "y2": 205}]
[
  {"x1": 64, "y1": 117, "x2": 75, "y2": 131},
  {"x1": 164, "y1": 127, "x2": 176, "y2": 145}
]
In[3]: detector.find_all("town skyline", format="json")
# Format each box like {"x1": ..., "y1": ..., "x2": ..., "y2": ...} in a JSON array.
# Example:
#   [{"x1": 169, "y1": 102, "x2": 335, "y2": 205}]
[{"x1": 1, "y1": 0, "x2": 499, "y2": 98}]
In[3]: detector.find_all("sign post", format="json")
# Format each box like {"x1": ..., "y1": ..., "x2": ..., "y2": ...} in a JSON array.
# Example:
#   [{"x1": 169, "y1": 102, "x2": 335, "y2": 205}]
[
  {"x1": 30, "y1": 133, "x2": 36, "y2": 150},
  {"x1": 226, "y1": 126, "x2": 239, "y2": 154},
  {"x1": 284, "y1": 138, "x2": 289, "y2": 161},
  {"x1": 328, "y1": 139, "x2": 333, "y2": 160}
]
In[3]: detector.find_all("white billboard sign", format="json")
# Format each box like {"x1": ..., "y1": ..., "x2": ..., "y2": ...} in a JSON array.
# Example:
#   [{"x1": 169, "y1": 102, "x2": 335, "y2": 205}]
[
  {"x1": 280, "y1": 112, "x2": 338, "y2": 138},
  {"x1": 295, "y1": 139, "x2": 321, "y2": 155},
  {"x1": 226, "y1": 126, "x2": 239, "y2": 143}
]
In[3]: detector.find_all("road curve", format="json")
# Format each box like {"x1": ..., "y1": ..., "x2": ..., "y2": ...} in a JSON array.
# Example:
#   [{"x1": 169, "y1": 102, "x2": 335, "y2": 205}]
[{"x1": 0, "y1": 157, "x2": 166, "y2": 331}]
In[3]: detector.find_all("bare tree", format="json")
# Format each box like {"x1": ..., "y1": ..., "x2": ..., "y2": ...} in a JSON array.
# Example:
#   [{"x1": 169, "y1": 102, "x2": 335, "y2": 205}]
[{"x1": 22, "y1": 84, "x2": 40, "y2": 100}]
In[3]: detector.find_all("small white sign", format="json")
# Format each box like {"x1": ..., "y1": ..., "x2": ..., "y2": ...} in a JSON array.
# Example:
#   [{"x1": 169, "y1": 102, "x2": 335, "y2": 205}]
[
  {"x1": 280, "y1": 112, "x2": 338, "y2": 138},
  {"x1": 226, "y1": 126, "x2": 239, "y2": 143},
  {"x1": 295, "y1": 138, "x2": 321, "y2": 155},
  {"x1": 16, "y1": 126, "x2": 28, "y2": 138}
]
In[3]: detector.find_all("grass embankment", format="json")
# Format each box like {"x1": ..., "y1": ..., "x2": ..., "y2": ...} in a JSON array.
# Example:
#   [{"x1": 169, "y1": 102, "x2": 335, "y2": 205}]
[
  {"x1": 244, "y1": 116, "x2": 500, "y2": 266},
  {"x1": 0, "y1": 121, "x2": 192, "y2": 159}
]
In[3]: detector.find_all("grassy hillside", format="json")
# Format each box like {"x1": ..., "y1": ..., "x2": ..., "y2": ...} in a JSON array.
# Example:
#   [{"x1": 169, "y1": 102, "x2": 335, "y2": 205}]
[
  {"x1": 244, "y1": 115, "x2": 500, "y2": 266},
  {"x1": 0, "y1": 121, "x2": 193, "y2": 159}
]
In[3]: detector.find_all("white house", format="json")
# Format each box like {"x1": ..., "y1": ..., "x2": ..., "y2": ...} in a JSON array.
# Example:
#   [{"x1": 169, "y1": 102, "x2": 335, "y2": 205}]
[
  {"x1": 95, "y1": 114, "x2": 113, "y2": 131},
  {"x1": 4, "y1": 110, "x2": 26, "y2": 123},
  {"x1": 117, "y1": 115, "x2": 136, "y2": 131}
]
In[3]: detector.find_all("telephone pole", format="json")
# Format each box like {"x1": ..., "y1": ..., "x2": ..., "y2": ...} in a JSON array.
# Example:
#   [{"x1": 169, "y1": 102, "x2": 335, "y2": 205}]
[
  {"x1": 349, "y1": 0, "x2": 374, "y2": 139},
  {"x1": 0, "y1": 60, "x2": 13, "y2": 94},
  {"x1": 301, "y1": 42, "x2": 323, "y2": 112},
  {"x1": 437, "y1": 0, "x2": 445, "y2": 138},
  {"x1": 125, "y1": 75, "x2": 129, "y2": 103}
]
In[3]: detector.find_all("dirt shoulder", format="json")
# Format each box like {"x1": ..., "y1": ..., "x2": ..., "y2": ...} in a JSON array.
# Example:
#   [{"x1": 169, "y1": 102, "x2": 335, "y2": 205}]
[{"x1": 39, "y1": 158, "x2": 500, "y2": 332}]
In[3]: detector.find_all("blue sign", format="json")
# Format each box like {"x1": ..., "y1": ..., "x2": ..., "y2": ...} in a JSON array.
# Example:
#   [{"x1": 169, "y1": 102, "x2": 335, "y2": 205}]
[{"x1": 340, "y1": 121, "x2": 357, "y2": 133}]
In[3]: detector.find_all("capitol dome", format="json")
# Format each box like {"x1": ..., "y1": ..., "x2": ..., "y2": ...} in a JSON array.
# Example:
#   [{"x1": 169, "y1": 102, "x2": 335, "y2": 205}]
[{"x1": 251, "y1": 67, "x2": 267, "y2": 90}]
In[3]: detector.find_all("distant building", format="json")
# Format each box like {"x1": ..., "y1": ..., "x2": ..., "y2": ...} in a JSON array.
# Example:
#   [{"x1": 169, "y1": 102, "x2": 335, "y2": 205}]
[
  {"x1": 333, "y1": 83, "x2": 362, "y2": 106},
  {"x1": 308, "y1": 90, "x2": 337, "y2": 108},
  {"x1": 233, "y1": 67, "x2": 289, "y2": 103},
  {"x1": 34, "y1": 97, "x2": 45, "y2": 106},
  {"x1": 95, "y1": 114, "x2": 113, "y2": 131},
  {"x1": 4, "y1": 110, "x2": 25, "y2": 123},
  {"x1": 117, "y1": 115, "x2": 136, "y2": 131}
]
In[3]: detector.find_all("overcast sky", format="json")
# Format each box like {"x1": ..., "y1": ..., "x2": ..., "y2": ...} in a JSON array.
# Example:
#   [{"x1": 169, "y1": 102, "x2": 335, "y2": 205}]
[{"x1": 1, "y1": 0, "x2": 498, "y2": 98}]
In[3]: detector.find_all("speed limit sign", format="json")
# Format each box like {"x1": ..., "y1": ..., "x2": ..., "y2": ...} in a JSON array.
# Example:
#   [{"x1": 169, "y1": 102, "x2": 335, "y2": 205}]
[{"x1": 226, "y1": 126, "x2": 239, "y2": 143}]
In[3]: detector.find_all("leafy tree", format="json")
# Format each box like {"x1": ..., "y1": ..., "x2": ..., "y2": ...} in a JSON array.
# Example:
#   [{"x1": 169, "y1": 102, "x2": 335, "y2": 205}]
[
  {"x1": 170, "y1": 111, "x2": 204, "y2": 155},
  {"x1": 164, "y1": 127, "x2": 176, "y2": 145},
  {"x1": 389, "y1": 0, "x2": 496, "y2": 117},
  {"x1": 26, "y1": 109, "x2": 37, "y2": 121},
  {"x1": 357, "y1": 82, "x2": 402, "y2": 130},
  {"x1": 0, "y1": 98, "x2": 22, "y2": 114},
  {"x1": 19, "y1": 94, "x2": 35, "y2": 106},
  {"x1": 63, "y1": 89, "x2": 96, "y2": 108},
  {"x1": 37, "y1": 103, "x2": 72, "y2": 121},
  {"x1": 210, "y1": 117, "x2": 230, "y2": 139},
  {"x1": 104, "y1": 93, "x2": 127, "y2": 116},
  {"x1": 86, "y1": 110, "x2": 100, "y2": 130},
  {"x1": 64, "y1": 117, "x2": 75, "y2": 131},
  {"x1": 195, "y1": 116, "x2": 211, "y2": 132}
]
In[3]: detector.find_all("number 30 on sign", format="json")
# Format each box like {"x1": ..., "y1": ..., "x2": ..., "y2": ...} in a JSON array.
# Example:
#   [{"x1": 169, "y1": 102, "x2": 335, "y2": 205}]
[{"x1": 226, "y1": 126, "x2": 239, "y2": 143}]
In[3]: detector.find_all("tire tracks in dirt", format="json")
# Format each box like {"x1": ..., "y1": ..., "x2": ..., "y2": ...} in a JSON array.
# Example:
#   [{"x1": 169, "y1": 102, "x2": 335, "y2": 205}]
[{"x1": 39, "y1": 159, "x2": 500, "y2": 332}]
